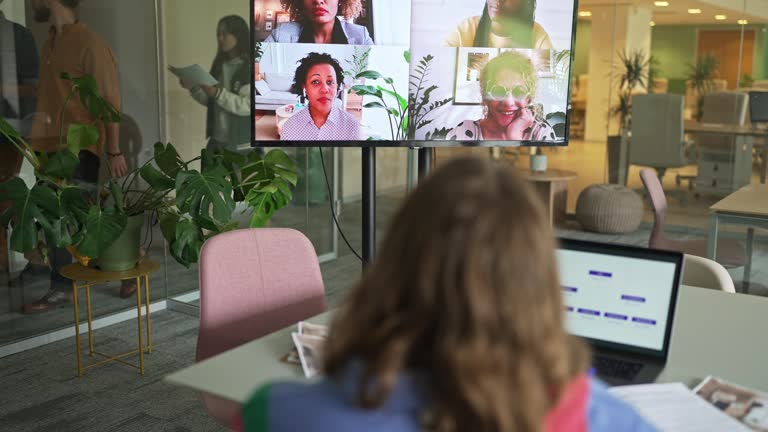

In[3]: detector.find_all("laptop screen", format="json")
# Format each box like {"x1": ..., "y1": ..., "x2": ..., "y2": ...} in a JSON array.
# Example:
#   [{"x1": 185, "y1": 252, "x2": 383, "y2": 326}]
[{"x1": 557, "y1": 239, "x2": 683, "y2": 358}]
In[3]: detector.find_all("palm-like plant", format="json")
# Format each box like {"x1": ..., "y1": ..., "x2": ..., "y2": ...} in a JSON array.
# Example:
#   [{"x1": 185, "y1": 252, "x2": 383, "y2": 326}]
[
  {"x1": 611, "y1": 50, "x2": 651, "y2": 135},
  {"x1": 687, "y1": 54, "x2": 720, "y2": 121}
]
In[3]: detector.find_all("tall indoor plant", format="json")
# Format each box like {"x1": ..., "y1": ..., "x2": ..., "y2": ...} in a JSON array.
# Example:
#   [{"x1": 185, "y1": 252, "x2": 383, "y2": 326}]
[
  {"x1": 608, "y1": 50, "x2": 651, "y2": 184},
  {"x1": 686, "y1": 54, "x2": 720, "y2": 121}
]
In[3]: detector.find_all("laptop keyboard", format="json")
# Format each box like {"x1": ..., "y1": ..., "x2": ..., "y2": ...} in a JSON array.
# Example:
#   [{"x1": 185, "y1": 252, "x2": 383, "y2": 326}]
[{"x1": 593, "y1": 356, "x2": 644, "y2": 381}]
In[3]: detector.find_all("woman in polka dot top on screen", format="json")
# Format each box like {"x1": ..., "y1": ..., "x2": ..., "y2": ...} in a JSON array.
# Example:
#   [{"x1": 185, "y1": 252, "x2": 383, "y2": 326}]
[
  {"x1": 280, "y1": 52, "x2": 361, "y2": 141},
  {"x1": 447, "y1": 51, "x2": 556, "y2": 144}
]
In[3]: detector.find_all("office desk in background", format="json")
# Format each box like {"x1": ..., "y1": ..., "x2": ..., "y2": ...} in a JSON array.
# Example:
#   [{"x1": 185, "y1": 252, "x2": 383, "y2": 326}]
[
  {"x1": 708, "y1": 184, "x2": 768, "y2": 292},
  {"x1": 684, "y1": 121, "x2": 768, "y2": 193},
  {"x1": 165, "y1": 285, "x2": 768, "y2": 405}
]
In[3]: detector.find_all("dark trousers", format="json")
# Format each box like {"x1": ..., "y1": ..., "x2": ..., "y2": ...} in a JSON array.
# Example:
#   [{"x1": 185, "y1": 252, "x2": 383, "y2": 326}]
[{"x1": 49, "y1": 151, "x2": 100, "y2": 292}]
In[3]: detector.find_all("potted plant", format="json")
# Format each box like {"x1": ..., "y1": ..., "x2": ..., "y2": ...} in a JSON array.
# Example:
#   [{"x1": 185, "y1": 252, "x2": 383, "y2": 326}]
[
  {"x1": 608, "y1": 50, "x2": 651, "y2": 184},
  {"x1": 344, "y1": 46, "x2": 371, "y2": 86},
  {"x1": 686, "y1": 54, "x2": 720, "y2": 121},
  {"x1": 0, "y1": 73, "x2": 298, "y2": 271},
  {"x1": 254, "y1": 42, "x2": 264, "y2": 80}
]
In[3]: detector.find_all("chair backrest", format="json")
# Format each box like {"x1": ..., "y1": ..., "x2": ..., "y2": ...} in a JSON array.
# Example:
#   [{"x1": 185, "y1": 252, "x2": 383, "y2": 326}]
[
  {"x1": 639, "y1": 168, "x2": 668, "y2": 249},
  {"x1": 696, "y1": 91, "x2": 750, "y2": 149},
  {"x1": 630, "y1": 94, "x2": 686, "y2": 168},
  {"x1": 196, "y1": 228, "x2": 326, "y2": 362},
  {"x1": 682, "y1": 254, "x2": 736, "y2": 293}
]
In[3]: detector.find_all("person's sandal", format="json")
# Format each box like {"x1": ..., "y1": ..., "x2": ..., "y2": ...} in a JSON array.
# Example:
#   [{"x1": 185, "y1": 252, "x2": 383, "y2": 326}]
[{"x1": 22, "y1": 290, "x2": 73, "y2": 314}]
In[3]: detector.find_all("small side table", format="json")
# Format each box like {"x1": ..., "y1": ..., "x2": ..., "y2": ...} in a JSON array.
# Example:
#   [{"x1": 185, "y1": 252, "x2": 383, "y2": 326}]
[
  {"x1": 60, "y1": 260, "x2": 161, "y2": 377},
  {"x1": 520, "y1": 169, "x2": 578, "y2": 226}
]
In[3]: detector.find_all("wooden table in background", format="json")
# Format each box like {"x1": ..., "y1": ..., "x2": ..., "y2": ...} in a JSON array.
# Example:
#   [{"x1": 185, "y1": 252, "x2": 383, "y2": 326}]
[
  {"x1": 520, "y1": 169, "x2": 578, "y2": 226},
  {"x1": 60, "y1": 260, "x2": 161, "y2": 377}
]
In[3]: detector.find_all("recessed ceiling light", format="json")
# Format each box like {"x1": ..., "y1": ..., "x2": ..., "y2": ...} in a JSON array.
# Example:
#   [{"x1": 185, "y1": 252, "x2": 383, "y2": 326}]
[
  {"x1": 715, "y1": 15, "x2": 727, "y2": 20},
  {"x1": 650, "y1": 21, "x2": 656, "y2": 27},
  {"x1": 738, "y1": 19, "x2": 749, "y2": 25},
  {"x1": 654, "y1": 1, "x2": 670, "y2": 6},
  {"x1": 578, "y1": 11, "x2": 592, "y2": 17},
  {"x1": 688, "y1": 9, "x2": 702, "y2": 14}
]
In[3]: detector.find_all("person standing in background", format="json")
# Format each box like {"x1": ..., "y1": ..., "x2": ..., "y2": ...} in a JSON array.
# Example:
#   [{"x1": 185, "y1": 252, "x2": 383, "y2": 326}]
[
  {"x1": 24, "y1": 0, "x2": 132, "y2": 314},
  {"x1": 0, "y1": 0, "x2": 39, "y2": 274},
  {"x1": 181, "y1": 15, "x2": 251, "y2": 153}
]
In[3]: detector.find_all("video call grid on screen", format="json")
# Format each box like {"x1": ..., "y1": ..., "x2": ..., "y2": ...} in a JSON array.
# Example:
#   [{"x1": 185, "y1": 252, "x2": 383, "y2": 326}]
[{"x1": 252, "y1": 0, "x2": 579, "y2": 147}]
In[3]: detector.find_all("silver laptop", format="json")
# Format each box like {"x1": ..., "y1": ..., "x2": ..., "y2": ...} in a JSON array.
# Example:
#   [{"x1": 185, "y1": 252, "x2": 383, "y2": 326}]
[{"x1": 557, "y1": 239, "x2": 684, "y2": 386}]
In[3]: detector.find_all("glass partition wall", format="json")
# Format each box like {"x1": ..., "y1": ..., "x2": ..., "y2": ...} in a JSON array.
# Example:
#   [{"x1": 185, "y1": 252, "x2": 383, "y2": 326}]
[
  {"x1": 0, "y1": 0, "x2": 417, "y2": 352},
  {"x1": 539, "y1": 0, "x2": 767, "y2": 295}
]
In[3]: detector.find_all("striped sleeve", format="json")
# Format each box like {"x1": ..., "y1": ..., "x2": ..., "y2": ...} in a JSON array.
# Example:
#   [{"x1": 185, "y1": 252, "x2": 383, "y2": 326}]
[{"x1": 242, "y1": 384, "x2": 272, "y2": 432}]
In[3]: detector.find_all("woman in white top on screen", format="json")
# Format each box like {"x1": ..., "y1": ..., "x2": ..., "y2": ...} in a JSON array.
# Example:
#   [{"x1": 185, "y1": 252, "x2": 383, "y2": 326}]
[
  {"x1": 447, "y1": 51, "x2": 556, "y2": 143},
  {"x1": 265, "y1": 0, "x2": 373, "y2": 45},
  {"x1": 447, "y1": 0, "x2": 553, "y2": 48},
  {"x1": 281, "y1": 53, "x2": 361, "y2": 141}
]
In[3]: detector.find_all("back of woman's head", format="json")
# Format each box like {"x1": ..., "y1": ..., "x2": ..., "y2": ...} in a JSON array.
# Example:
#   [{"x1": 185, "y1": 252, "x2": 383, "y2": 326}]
[{"x1": 324, "y1": 157, "x2": 588, "y2": 432}]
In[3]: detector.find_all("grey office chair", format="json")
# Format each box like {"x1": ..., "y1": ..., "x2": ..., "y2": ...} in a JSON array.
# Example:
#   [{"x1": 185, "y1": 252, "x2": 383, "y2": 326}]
[{"x1": 630, "y1": 94, "x2": 696, "y2": 185}]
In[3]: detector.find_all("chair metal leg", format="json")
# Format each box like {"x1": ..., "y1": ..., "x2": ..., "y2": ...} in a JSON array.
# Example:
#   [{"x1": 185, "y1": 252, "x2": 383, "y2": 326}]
[
  {"x1": 135, "y1": 276, "x2": 145, "y2": 375},
  {"x1": 144, "y1": 274, "x2": 152, "y2": 353},
  {"x1": 86, "y1": 284, "x2": 94, "y2": 356},
  {"x1": 73, "y1": 281, "x2": 82, "y2": 377}
]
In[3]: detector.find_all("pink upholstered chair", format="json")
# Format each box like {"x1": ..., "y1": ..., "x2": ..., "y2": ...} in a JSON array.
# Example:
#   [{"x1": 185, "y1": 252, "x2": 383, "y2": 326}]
[
  {"x1": 639, "y1": 169, "x2": 746, "y2": 268},
  {"x1": 196, "y1": 228, "x2": 326, "y2": 429}
]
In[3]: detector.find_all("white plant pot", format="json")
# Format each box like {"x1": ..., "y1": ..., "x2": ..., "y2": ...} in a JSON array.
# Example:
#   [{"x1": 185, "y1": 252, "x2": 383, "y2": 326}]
[{"x1": 530, "y1": 154, "x2": 548, "y2": 172}]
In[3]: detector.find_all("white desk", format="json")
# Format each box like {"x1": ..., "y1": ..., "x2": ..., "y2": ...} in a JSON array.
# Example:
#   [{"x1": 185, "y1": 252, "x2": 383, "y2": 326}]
[{"x1": 166, "y1": 286, "x2": 768, "y2": 403}]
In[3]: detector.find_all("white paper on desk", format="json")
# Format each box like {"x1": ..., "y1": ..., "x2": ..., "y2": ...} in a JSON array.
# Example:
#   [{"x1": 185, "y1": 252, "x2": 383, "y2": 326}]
[
  {"x1": 168, "y1": 64, "x2": 218, "y2": 87},
  {"x1": 609, "y1": 383, "x2": 751, "y2": 431}
]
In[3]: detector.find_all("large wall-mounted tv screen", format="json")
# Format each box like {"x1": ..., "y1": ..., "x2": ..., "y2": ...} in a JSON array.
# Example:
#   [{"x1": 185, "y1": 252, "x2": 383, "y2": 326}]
[{"x1": 252, "y1": 0, "x2": 578, "y2": 147}]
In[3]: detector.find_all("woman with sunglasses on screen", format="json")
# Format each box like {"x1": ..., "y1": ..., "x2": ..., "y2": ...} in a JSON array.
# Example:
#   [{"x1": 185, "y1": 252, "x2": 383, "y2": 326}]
[
  {"x1": 265, "y1": 0, "x2": 373, "y2": 45},
  {"x1": 447, "y1": 0, "x2": 553, "y2": 49},
  {"x1": 280, "y1": 52, "x2": 360, "y2": 141},
  {"x1": 447, "y1": 51, "x2": 556, "y2": 143},
  {"x1": 180, "y1": 15, "x2": 251, "y2": 152},
  {"x1": 237, "y1": 157, "x2": 656, "y2": 432}
]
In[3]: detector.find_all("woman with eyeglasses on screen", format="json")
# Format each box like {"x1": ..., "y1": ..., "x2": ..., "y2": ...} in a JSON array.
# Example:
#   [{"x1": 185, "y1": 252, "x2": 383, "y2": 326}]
[
  {"x1": 447, "y1": 0, "x2": 553, "y2": 49},
  {"x1": 237, "y1": 157, "x2": 656, "y2": 432},
  {"x1": 280, "y1": 52, "x2": 360, "y2": 141},
  {"x1": 447, "y1": 51, "x2": 557, "y2": 143},
  {"x1": 265, "y1": 0, "x2": 373, "y2": 45}
]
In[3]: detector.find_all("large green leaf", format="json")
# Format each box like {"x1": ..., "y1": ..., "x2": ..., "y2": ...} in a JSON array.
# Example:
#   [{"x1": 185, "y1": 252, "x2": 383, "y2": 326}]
[
  {"x1": 140, "y1": 164, "x2": 175, "y2": 190},
  {"x1": 61, "y1": 186, "x2": 90, "y2": 224},
  {"x1": 109, "y1": 179, "x2": 125, "y2": 212},
  {"x1": 355, "y1": 70, "x2": 384, "y2": 80},
  {"x1": 264, "y1": 150, "x2": 298, "y2": 185},
  {"x1": 175, "y1": 166, "x2": 235, "y2": 228},
  {"x1": 170, "y1": 218, "x2": 204, "y2": 268},
  {"x1": 77, "y1": 207, "x2": 127, "y2": 258},
  {"x1": 43, "y1": 151, "x2": 80, "y2": 180},
  {"x1": 0, "y1": 178, "x2": 45, "y2": 252},
  {"x1": 154, "y1": 142, "x2": 184, "y2": 178},
  {"x1": 67, "y1": 124, "x2": 99, "y2": 154}
]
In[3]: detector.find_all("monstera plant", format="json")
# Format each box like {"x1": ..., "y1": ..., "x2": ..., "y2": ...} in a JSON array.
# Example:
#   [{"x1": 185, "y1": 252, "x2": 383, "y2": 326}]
[{"x1": 0, "y1": 73, "x2": 297, "y2": 269}]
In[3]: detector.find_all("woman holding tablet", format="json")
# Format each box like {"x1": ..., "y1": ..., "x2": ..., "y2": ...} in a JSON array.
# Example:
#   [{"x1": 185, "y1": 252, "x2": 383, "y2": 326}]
[
  {"x1": 239, "y1": 158, "x2": 655, "y2": 432},
  {"x1": 447, "y1": 0, "x2": 553, "y2": 48},
  {"x1": 448, "y1": 51, "x2": 557, "y2": 142},
  {"x1": 280, "y1": 52, "x2": 360, "y2": 141},
  {"x1": 265, "y1": 0, "x2": 373, "y2": 45}
]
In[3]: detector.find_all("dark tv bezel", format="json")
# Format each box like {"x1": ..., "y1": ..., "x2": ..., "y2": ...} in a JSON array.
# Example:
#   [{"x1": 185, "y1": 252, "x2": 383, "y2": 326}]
[
  {"x1": 250, "y1": 0, "x2": 580, "y2": 148},
  {"x1": 556, "y1": 238, "x2": 683, "y2": 362}
]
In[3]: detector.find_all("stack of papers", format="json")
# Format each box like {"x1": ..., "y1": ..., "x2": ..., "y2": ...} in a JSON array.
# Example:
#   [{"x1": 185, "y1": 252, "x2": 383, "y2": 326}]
[
  {"x1": 168, "y1": 64, "x2": 218, "y2": 87},
  {"x1": 287, "y1": 322, "x2": 328, "y2": 378},
  {"x1": 610, "y1": 382, "x2": 752, "y2": 431}
]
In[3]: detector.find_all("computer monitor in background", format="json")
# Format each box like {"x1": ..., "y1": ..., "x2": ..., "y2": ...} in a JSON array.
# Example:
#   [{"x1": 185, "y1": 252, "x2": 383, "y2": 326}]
[
  {"x1": 252, "y1": 0, "x2": 580, "y2": 147},
  {"x1": 749, "y1": 91, "x2": 768, "y2": 125}
]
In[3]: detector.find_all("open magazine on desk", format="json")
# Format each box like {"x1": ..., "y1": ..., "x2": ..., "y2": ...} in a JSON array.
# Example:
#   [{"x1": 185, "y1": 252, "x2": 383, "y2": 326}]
[
  {"x1": 694, "y1": 376, "x2": 768, "y2": 431},
  {"x1": 283, "y1": 322, "x2": 328, "y2": 378}
]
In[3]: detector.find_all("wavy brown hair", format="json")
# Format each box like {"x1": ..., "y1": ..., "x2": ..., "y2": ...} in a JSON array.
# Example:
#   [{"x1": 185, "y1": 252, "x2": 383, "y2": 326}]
[
  {"x1": 280, "y1": 0, "x2": 363, "y2": 22},
  {"x1": 323, "y1": 157, "x2": 589, "y2": 432}
]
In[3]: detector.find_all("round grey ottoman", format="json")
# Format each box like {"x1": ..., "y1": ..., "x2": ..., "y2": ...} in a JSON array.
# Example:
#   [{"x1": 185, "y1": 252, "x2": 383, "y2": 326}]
[{"x1": 576, "y1": 185, "x2": 643, "y2": 234}]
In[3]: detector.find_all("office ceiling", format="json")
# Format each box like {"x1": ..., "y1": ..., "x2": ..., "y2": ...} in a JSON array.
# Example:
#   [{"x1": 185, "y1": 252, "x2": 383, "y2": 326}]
[{"x1": 577, "y1": 0, "x2": 768, "y2": 25}]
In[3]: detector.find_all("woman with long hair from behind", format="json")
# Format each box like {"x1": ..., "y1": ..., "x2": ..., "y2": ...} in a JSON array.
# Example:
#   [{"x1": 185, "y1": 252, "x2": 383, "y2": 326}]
[
  {"x1": 447, "y1": 0, "x2": 553, "y2": 49},
  {"x1": 241, "y1": 157, "x2": 656, "y2": 432}
]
